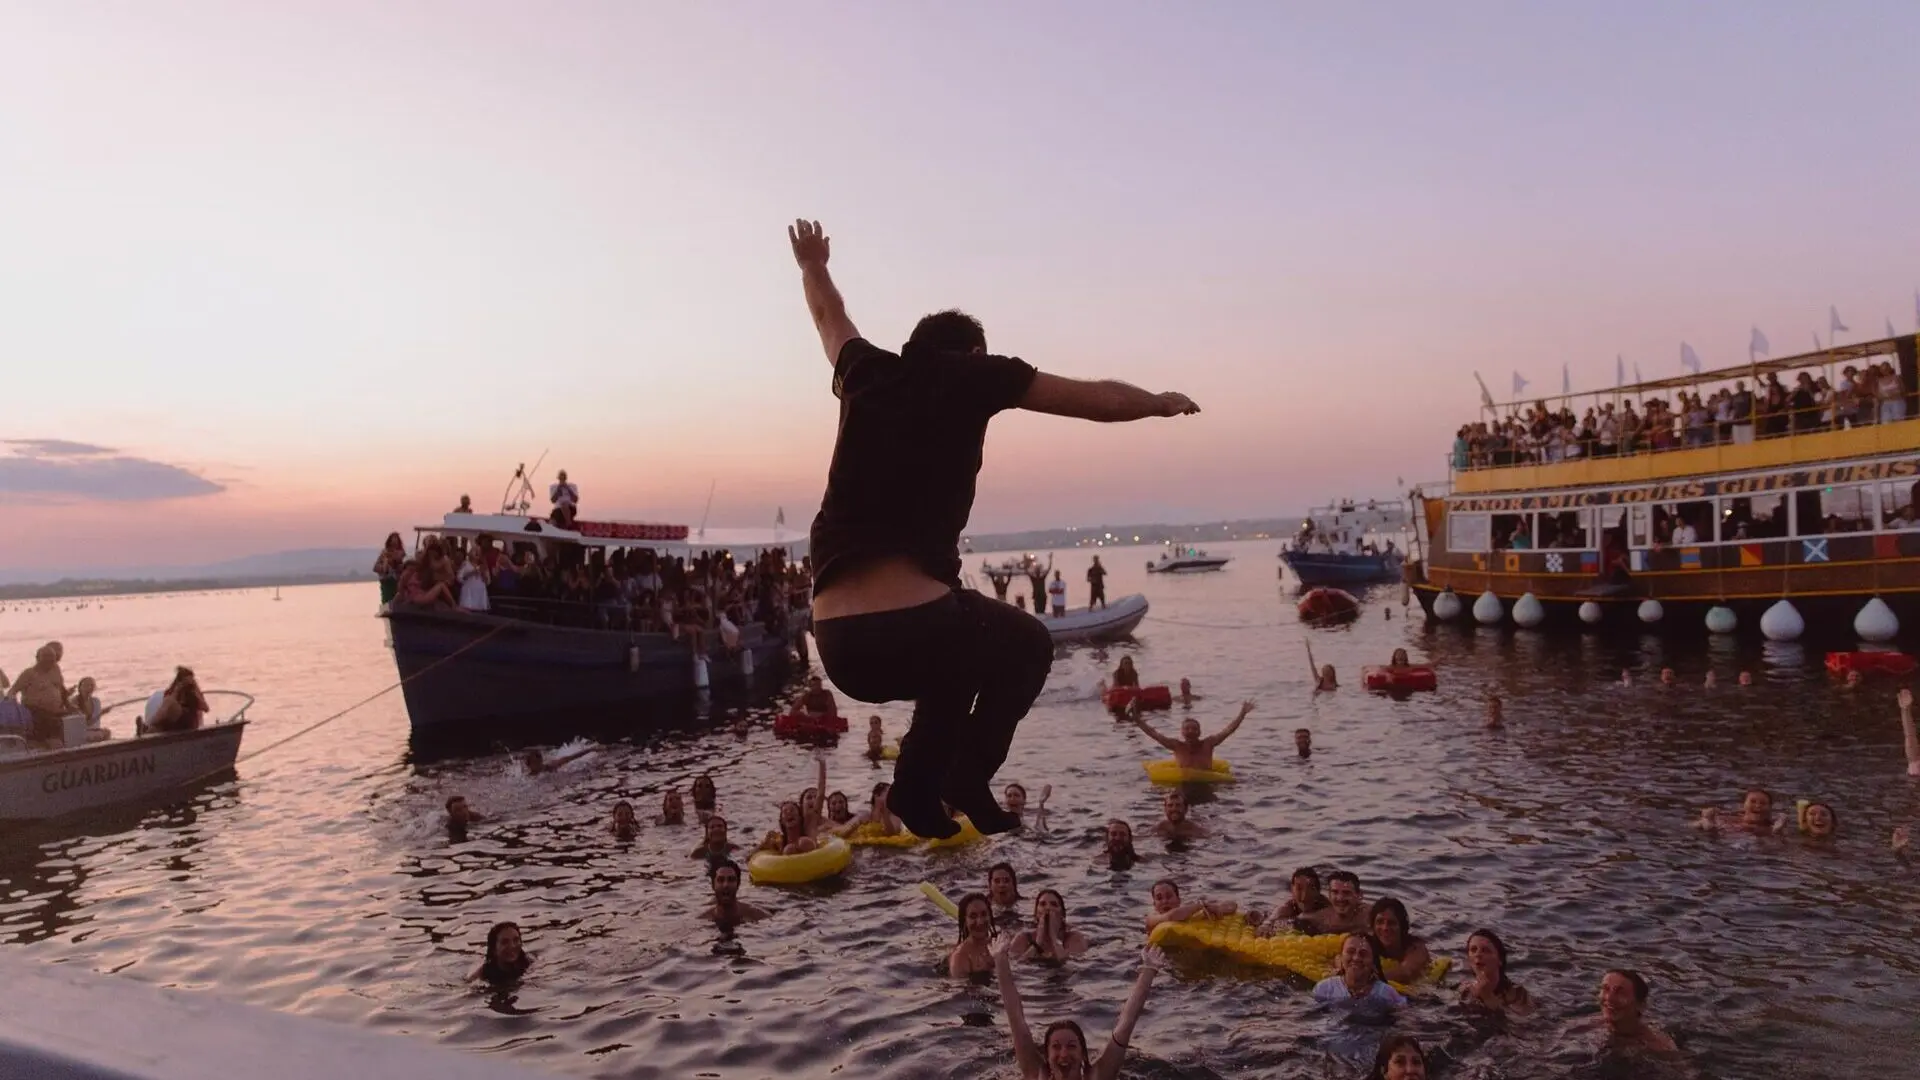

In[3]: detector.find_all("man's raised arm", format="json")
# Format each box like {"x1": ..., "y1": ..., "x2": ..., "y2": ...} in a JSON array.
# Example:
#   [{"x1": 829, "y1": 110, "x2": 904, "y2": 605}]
[
  {"x1": 1018, "y1": 372, "x2": 1200, "y2": 423},
  {"x1": 789, "y1": 219, "x2": 859, "y2": 366}
]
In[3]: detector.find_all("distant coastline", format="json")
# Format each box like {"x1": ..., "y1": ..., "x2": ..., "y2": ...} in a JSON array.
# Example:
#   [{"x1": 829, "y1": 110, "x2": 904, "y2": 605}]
[{"x1": 0, "y1": 573, "x2": 368, "y2": 602}]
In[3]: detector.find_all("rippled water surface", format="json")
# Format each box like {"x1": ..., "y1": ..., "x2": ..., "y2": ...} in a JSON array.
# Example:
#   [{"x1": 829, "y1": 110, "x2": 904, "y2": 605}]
[{"x1": 3, "y1": 540, "x2": 1917, "y2": 1080}]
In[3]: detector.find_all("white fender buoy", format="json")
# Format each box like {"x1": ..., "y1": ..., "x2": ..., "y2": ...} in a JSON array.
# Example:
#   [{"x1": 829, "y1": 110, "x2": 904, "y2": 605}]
[
  {"x1": 1637, "y1": 599, "x2": 1664, "y2": 624},
  {"x1": 1473, "y1": 590, "x2": 1504, "y2": 625},
  {"x1": 693, "y1": 655, "x2": 711, "y2": 689},
  {"x1": 1760, "y1": 599, "x2": 1804, "y2": 642},
  {"x1": 628, "y1": 644, "x2": 641, "y2": 673},
  {"x1": 741, "y1": 647, "x2": 755, "y2": 677},
  {"x1": 1705, "y1": 605, "x2": 1738, "y2": 635},
  {"x1": 1512, "y1": 592, "x2": 1546, "y2": 628},
  {"x1": 1433, "y1": 589, "x2": 1463, "y2": 621},
  {"x1": 1855, "y1": 597, "x2": 1899, "y2": 643},
  {"x1": 1578, "y1": 601, "x2": 1603, "y2": 625}
]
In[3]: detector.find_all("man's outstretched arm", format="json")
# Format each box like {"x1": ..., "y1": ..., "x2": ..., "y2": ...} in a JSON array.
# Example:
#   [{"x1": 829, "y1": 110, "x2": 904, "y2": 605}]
[
  {"x1": 1019, "y1": 372, "x2": 1200, "y2": 423},
  {"x1": 789, "y1": 219, "x2": 859, "y2": 366}
]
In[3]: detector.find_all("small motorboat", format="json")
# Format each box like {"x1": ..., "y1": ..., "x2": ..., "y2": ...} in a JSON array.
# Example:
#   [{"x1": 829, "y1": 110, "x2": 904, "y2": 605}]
[
  {"x1": 1279, "y1": 500, "x2": 1409, "y2": 587},
  {"x1": 1146, "y1": 546, "x2": 1231, "y2": 574},
  {"x1": 1039, "y1": 593, "x2": 1150, "y2": 644},
  {"x1": 0, "y1": 691, "x2": 251, "y2": 822},
  {"x1": 1297, "y1": 587, "x2": 1360, "y2": 626}
]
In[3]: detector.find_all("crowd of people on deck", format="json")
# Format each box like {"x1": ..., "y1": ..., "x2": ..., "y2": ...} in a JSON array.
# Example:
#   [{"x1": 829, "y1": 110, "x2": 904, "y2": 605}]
[
  {"x1": 0, "y1": 640, "x2": 207, "y2": 748},
  {"x1": 1454, "y1": 360, "x2": 1910, "y2": 471},
  {"x1": 373, "y1": 493, "x2": 812, "y2": 659},
  {"x1": 429, "y1": 646, "x2": 1920, "y2": 1079}
]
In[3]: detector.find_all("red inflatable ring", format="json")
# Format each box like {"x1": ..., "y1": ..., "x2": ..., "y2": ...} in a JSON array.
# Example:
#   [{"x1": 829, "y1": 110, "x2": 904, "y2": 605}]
[
  {"x1": 1103, "y1": 684, "x2": 1173, "y2": 711},
  {"x1": 1362, "y1": 665, "x2": 1438, "y2": 692},
  {"x1": 1823, "y1": 651, "x2": 1917, "y2": 677}
]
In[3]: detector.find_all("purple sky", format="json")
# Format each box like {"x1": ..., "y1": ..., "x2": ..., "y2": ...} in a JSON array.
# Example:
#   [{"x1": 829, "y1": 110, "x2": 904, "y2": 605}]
[{"x1": 2, "y1": 3, "x2": 1916, "y2": 570}]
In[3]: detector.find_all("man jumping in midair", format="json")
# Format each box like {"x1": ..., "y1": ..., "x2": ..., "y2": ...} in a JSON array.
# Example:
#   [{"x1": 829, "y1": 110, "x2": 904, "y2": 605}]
[{"x1": 791, "y1": 219, "x2": 1200, "y2": 838}]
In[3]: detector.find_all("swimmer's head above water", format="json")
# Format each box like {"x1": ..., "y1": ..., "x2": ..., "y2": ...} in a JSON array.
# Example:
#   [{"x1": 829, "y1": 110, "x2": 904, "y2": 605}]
[
  {"x1": 692, "y1": 773, "x2": 717, "y2": 809},
  {"x1": 1318, "y1": 664, "x2": 1338, "y2": 690},
  {"x1": 1390, "y1": 648, "x2": 1409, "y2": 667},
  {"x1": 1105, "y1": 820, "x2": 1136, "y2": 867},
  {"x1": 709, "y1": 858, "x2": 742, "y2": 902},
  {"x1": 660, "y1": 790, "x2": 684, "y2": 824},
  {"x1": 704, "y1": 815, "x2": 729, "y2": 849},
  {"x1": 1041, "y1": 1020, "x2": 1092, "y2": 1078},
  {"x1": 1326, "y1": 870, "x2": 1363, "y2": 915},
  {"x1": 611, "y1": 801, "x2": 637, "y2": 838},
  {"x1": 1660, "y1": 668, "x2": 1676, "y2": 685},
  {"x1": 1150, "y1": 879, "x2": 1182, "y2": 913},
  {"x1": 1295, "y1": 728, "x2": 1312, "y2": 757},
  {"x1": 1290, "y1": 866, "x2": 1322, "y2": 908},
  {"x1": 1801, "y1": 800, "x2": 1837, "y2": 838},
  {"x1": 1368, "y1": 1035, "x2": 1428, "y2": 1080},
  {"x1": 1179, "y1": 717, "x2": 1203, "y2": 744},
  {"x1": 1369, "y1": 897, "x2": 1413, "y2": 955},
  {"x1": 1004, "y1": 783, "x2": 1028, "y2": 817},
  {"x1": 1741, "y1": 788, "x2": 1773, "y2": 827},
  {"x1": 1599, "y1": 968, "x2": 1650, "y2": 1032},
  {"x1": 826, "y1": 791, "x2": 851, "y2": 823},
  {"x1": 955, "y1": 892, "x2": 994, "y2": 943},
  {"x1": 988, "y1": 862, "x2": 1021, "y2": 907},
  {"x1": 1161, "y1": 788, "x2": 1188, "y2": 823},
  {"x1": 446, "y1": 795, "x2": 476, "y2": 825}
]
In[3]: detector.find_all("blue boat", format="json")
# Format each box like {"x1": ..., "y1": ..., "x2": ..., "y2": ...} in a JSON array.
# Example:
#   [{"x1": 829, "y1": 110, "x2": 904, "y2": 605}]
[{"x1": 1279, "y1": 500, "x2": 1409, "y2": 588}]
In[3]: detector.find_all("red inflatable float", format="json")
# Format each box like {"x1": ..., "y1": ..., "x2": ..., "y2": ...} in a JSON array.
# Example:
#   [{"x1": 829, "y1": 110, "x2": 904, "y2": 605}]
[
  {"x1": 1297, "y1": 587, "x2": 1360, "y2": 625},
  {"x1": 1823, "y1": 651, "x2": 1917, "y2": 677},
  {"x1": 1362, "y1": 665, "x2": 1438, "y2": 692},
  {"x1": 774, "y1": 712, "x2": 849, "y2": 736},
  {"x1": 1103, "y1": 684, "x2": 1173, "y2": 711}
]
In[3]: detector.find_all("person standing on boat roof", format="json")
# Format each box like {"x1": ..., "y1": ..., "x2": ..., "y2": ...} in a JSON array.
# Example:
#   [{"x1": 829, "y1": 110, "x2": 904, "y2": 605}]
[
  {"x1": 789, "y1": 218, "x2": 1199, "y2": 840},
  {"x1": 1086, "y1": 556, "x2": 1107, "y2": 609},
  {"x1": 549, "y1": 469, "x2": 579, "y2": 528}
]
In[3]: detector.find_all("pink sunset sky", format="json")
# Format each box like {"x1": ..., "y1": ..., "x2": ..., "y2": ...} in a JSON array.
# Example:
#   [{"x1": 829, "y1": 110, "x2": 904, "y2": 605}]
[{"x1": 2, "y1": 3, "x2": 1916, "y2": 572}]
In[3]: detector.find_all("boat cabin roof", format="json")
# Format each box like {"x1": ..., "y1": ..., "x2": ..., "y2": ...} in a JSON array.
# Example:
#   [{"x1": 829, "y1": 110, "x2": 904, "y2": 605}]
[{"x1": 419, "y1": 513, "x2": 800, "y2": 553}]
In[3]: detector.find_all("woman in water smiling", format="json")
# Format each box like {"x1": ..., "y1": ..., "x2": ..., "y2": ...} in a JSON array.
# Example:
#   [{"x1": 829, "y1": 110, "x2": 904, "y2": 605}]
[
  {"x1": 835, "y1": 781, "x2": 904, "y2": 837},
  {"x1": 657, "y1": 789, "x2": 685, "y2": 825},
  {"x1": 1368, "y1": 898, "x2": 1432, "y2": 983},
  {"x1": 608, "y1": 800, "x2": 638, "y2": 841},
  {"x1": 1798, "y1": 800, "x2": 1838, "y2": 839},
  {"x1": 1144, "y1": 878, "x2": 1235, "y2": 931},
  {"x1": 997, "y1": 932, "x2": 1165, "y2": 1080},
  {"x1": 1367, "y1": 1035, "x2": 1428, "y2": 1080},
  {"x1": 1458, "y1": 928, "x2": 1532, "y2": 1014},
  {"x1": 758, "y1": 802, "x2": 818, "y2": 856},
  {"x1": 948, "y1": 892, "x2": 997, "y2": 978},
  {"x1": 1311, "y1": 933, "x2": 1406, "y2": 1010},
  {"x1": 472, "y1": 921, "x2": 533, "y2": 984},
  {"x1": 1018, "y1": 889, "x2": 1090, "y2": 962},
  {"x1": 690, "y1": 773, "x2": 718, "y2": 819}
]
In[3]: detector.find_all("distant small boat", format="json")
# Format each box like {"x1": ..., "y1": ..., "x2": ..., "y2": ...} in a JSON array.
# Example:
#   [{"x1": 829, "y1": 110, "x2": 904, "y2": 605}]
[
  {"x1": 1280, "y1": 500, "x2": 1408, "y2": 587},
  {"x1": 1146, "y1": 546, "x2": 1230, "y2": 574},
  {"x1": 1039, "y1": 593, "x2": 1149, "y2": 644}
]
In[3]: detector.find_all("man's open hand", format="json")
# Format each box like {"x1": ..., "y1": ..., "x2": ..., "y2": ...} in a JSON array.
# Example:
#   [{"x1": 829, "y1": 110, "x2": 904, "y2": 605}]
[
  {"x1": 789, "y1": 219, "x2": 830, "y2": 268},
  {"x1": 1157, "y1": 392, "x2": 1200, "y2": 417}
]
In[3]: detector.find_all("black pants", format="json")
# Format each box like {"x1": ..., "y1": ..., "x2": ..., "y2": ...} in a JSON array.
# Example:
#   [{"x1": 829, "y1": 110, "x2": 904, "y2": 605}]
[
  {"x1": 1090, "y1": 583, "x2": 1106, "y2": 608},
  {"x1": 815, "y1": 590, "x2": 1052, "y2": 802}
]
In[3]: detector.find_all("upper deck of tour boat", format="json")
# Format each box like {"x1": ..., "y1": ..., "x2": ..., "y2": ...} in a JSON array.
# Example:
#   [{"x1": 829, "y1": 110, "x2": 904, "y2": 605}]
[{"x1": 1450, "y1": 334, "x2": 1920, "y2": 496}]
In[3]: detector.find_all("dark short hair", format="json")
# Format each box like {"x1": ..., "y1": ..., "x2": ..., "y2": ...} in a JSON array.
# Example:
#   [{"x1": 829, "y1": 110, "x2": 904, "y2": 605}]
[
  {"x1": 710, "y1": 858, "x2": 740, "y2": 881},
  {"x1": 906, "y1": 309, "x2": 986, "y2": 354},
  {"x1": 1290, "y1": 866, "x2": 1321, "y2": 887},
  {"x1": 1327, "y1": 870, "x2": 1360, "y2": 890},
  {"x1": 446, "y1": 796, "x2": 465, "y2": 812},
  {"x1": 1607, "y1": 968, "x2": 1650, "y2": 1001}
]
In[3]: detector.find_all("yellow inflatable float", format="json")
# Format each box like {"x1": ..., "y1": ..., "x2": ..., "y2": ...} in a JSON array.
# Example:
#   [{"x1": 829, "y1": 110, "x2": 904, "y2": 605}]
[
  {"x1": 1144, "y1": 758, "x2": 1235, "y2": 785},
  {"x1": 748, "y1": 836, "x2": 853, "y2": 885},
  {"x1": 923, "y1": 815, "x2": 985, "y2": 850},
  {"x1": 1148, "y1": 915, "x2": 1450, "y2": 990},
  {"x1": 847, "y1": 822, "x2": 921, "y2": 848},
  {"x1": 919, "y1": 882, "x2": 959, "y2": 918}
]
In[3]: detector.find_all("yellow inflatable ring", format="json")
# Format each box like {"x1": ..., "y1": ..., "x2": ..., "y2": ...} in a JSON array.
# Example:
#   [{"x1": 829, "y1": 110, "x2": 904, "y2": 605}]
[
  {"x1": 1144, "y1": 758, "x2": 1235, "y2": 785},
  {"x1": 920, "y1": 882, "x2": 959, "y2": 919},
  {"x1": 848, "y1": 821, "x2": 921, "y2": 848},
  {"x1": 748, "y1": 835, "x2": 852, "y2": 885},
  {"x1": 1148, "y1": 914, "x2": 1450, "y2": 991},
  {"x1": 880, "y1": 742, "x2": 900, "y2": 760},
  {"x1": 922, "y1": 815, "x2": 985, "y2": 850}
]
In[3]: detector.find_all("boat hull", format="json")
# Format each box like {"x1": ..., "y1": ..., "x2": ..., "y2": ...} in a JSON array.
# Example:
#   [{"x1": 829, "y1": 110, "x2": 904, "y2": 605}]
[
  {"x1": 1413, "y1": 582, "x2": 1920, "y2": 639},
  {"x1": 0, "y1": 723, "x2": 245, "y2": 822},
  {"x1": 1039, "y1": 593, "x2": 1149, "y2": 643},
  {"x1": 385, "y1": 607, "x2": 796, "y2": 733},
  {"x1": 1281, "y1": 550, "x2": 1404, "y2": 586},
  {"x1": 1146, "y1": 559, "x2": 1230, "y2": 574}
]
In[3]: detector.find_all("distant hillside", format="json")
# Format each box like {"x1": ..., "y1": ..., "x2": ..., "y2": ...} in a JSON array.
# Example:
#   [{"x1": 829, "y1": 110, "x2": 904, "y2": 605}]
[
  {"x1": 964, "y1": 517, "x2": 1303, "y2": 553},
  {"x1": 0, "y1": 548, "x2": 375, "y2": 590}
]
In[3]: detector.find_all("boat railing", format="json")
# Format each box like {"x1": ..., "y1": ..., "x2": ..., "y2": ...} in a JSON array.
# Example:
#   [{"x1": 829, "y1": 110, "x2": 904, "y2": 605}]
[
  {"x1": 388, "y1": 592, "x2": 803, "y2": 636},
  {"x1": 97, "y1": 690, "x2": 255, "y2": 729}
]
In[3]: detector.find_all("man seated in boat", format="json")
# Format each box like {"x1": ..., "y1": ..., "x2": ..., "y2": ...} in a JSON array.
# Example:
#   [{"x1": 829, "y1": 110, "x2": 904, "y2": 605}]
[
  {"x1": 6, "y1": 641, "x2": 70, "y2": 747},
  {"x1": 795, "y1": 675, "x2": 840, "y2": 721},
  {"x1": 148, "y1": 667, "x2": 210, "y2": 733},
  {"x1": 548, "y1": 469, "x2": 580, "y2": 528},
  {"x1": 1128, "y1": 699, "x2": 1253, "y2": 770}
]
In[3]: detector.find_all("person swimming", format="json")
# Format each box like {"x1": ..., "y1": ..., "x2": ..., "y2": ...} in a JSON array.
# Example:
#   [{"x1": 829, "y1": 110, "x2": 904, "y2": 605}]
[
  {"x1": 1102, "y1": 819, "x2": 1139, "y2": 872},
  {"x1": 1299, "y1": 870, "x2": 1368, "y2": 935},
  {"x1": 445, "y1": 795, "x2": 485, "y2": 837},
  {"x1": 1459, "y1": 928, "x2": 1532, "y2": 1014},
  {"x1": 1697, "y1": 788, "x2": 1784, "y2": 834},
  {"x1": 691, "y1": 773, "x2": 719, "y2": 817},
  {"x1": 1660, "y1": 667, "x2": 1676, "y2": 686},
  {"x1": 988, "y1": 862, "x2": 1023, "y2": 916},
  {"x1": 1004, "y1": 781, "x2": 1051, "y2": 828},
  {"x1": 835, "y1": 781, "x2": 905, "y2": 837},
  {"x1": 949, "y1": 891, "x2": 997, "y2": 978},
  {"x1": 1129, "y1": 698, "x2": 1253, "y2": 770},
  {"x1": 658, "y1": 789, "x2": 686, "y2": 826},
  {"x1": 1294, "y1": 728, "x2": 1312, "y2": 758},
  {"x1": 1367, "y1": 1035, "x2": 1428, "y2": 1080},
  {"x1": 825, "y1": 790, "x2": 854, "y2": 825},
  {"x1": 1310, "y1": 933, "x2": 1405, "y2": 1010},
  {"x1": 865, "y1": 714, "x2": 886, "y2": 759},
  {"x1": 1176, "y1": 677, "x2": 1202, "y2": 706},
  {"x1": 996, "y1": 935, "x2": 1164, "y2": 1080},
  {"x1": 1598, "y1": 968, "x2": 1677, "y2": 1052},
  {"x1": 1144, "y1": 878, "x2": 1234, "y2": 931},
  {"x1": 1389, "y1": 648, "x2": 1412, "y2": 668},
  {"x1": 1485, "y1": 694, "x2": 1504, "y2": 730},
  {"x1": 704, "y1": 858, "x2": 769, "y2": 928},
  {"x1": 1018, "y1": 888, "x2": 1090, "y2": 962},
  {"x1": 520, "y1": 744, "x2": 593, "y2": 776},
  {"x1": 1110, "y1": 656, "x2": 1141, "y2": 690},
  {"x1": 1899, "y1": 689, "x2": 1920, "y2": 777},
  {"x1": 759, "y1": 801, "x2": 819, "y2": 856},
  {"x1": 1798, "y1": 800, "x2": 1838, "y2": 839},
  {"x1": 1367, "y1": 897, "x2": 1432, "y2": 983},
  {"x1": 1151, "y1": 787, "x2": 1207, "y2": 842},
  {"x1": 1258, "y1": 866, "x2": 1330, "y2": 933},
  {"x1": 609, "y1": 800, "x2": 638, "y2": 841},
  {"x1": 1314, "y1": 664, "x2": 1338, "y2": 692},
  {"x1": 472, "y1": 921, "x2": 532, "y2": 983},
  {"x1": 692, "y1": 815, "x2": 737, "y2": 863}
]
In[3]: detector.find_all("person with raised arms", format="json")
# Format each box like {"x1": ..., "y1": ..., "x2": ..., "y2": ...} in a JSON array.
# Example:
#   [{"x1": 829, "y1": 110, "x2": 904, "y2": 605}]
[
  {"x1": 789, "y1": 219, "x2": 1199, "y2": 839},
  {"x1": 1129, "y1": 699, "x2": 1253, "y2": 769},
  {"x1": 997, "y1": 932, "x2": 1165, "y2": 1080}
]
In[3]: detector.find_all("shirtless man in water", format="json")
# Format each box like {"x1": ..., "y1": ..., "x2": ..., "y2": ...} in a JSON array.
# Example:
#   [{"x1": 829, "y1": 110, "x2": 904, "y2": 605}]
[
  {"x1": 1299, "y1": 870, "x2": 1369, "y2": 934},
  {"x1": 704, "y1": 859, "x2": 769, "y2": 928},
  {"x1": 792, "y1": 219, "x2": 1199, "y2": 839},
  {"x1": 1129, "y1": 700, "x2": 1253, "y2": 769},
  {"x1": 1151, "y1": 788, "x2": 1207, "y2": 841}
]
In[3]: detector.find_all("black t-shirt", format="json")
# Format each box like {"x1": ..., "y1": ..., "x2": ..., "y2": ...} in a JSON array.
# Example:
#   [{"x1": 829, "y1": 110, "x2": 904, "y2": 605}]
[{"x1": 810, "y1": 337, "x2": 1038, "y2": 592}]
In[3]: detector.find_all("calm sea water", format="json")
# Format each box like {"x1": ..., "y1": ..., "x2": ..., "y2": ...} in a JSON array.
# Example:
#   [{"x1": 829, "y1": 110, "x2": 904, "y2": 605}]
[{"x1": 2, "y1": 539, "x2": 1916, "y2": 1080}]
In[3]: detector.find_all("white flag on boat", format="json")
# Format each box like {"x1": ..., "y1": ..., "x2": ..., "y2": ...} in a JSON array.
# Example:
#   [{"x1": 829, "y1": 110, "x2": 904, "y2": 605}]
[
  {"x1": 1684, "y1": 341, "x2": 1704, "y2": 373},
  {"x1": 1746, "y1": 329, "x2": 1767, "y2": 363},
  {"x1": 775, "y1": 506, "x2": 786, "y2": 527},
  {"x1": 1562, "y1": 363, "x2": 1571, "y2": 394},
  {"x1": 1634, "y1": 361, "x2": 1643, "y2": 383},
  {"x1": 1813, "y1": 330, "x2": 1824, "y2": 352},
  {"x1": 1616, "y1": 355, "x2": 1625, "y2": 387},
  {"x1": 1830, "y1": 305, "x2": 1849, "y2": 337},
  {"x1": 1512, "y1": 371, "x2": 1529, "y2": 396},
  {"x1": 1473, "y1": 371, "x2": 1495, "y2": 408},
  {"x1": 1891, "y1": 318, "x2": 1900, "y2": 340}
]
